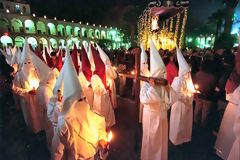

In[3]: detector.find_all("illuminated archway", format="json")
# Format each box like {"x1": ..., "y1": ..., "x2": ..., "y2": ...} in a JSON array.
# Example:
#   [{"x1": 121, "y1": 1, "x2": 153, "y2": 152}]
[
  {"x1": 0, "y1": 18, "x2": 9, "y2": 33},
  {"x1": 47, "y1": 23, "x2": 56, "y2": 35},
  {"x1": 107, "y1": 31, "x2": 112, "y2": 40},
  {"x1": 72, "y1": 37, "x2": 80, "y2": 48},
  {"x1": 27, "y1": 37, "x2": 37, "y2": 48},
  {"x1": 88, "y1": 29, "x2": 94, "y2": 38},
  {"x1": 82, "y1": 40, "x2": 88, "y2": 50},
  {"x1": 39, "y1": 37, "x2": 48, "y2": 49},
  {"x1": 66, "y1": 25, "x2": 72, "y2": 36},
  {"x1": 74, "y1": 27, "x2": 81, "y2": 37},
  {"x1": 0, "y1": 35, "x2": 13, "y2": 47},
  {"x1": 36, "y1": 21, "x2": 46, "y2": 34},
  {"x1": 59, "y1": 39, "x2": 65, "y2": 48},
  {"x1": 112, "y1": 43, "x2": 117, "y2": 50},
  {"x1": 14, "y1": 36, "x2": 25, "y2": 47},
  {"x1": 11, "y1": 18, "x2": 23, "y2": 33},
  {"x1": 67, "y1": 39, "x2": 73, "y2": 48},
  {"x1": 101, "y1": 30, "x2": 106, "y2": 39},
  {"x1": 57, "y1": 24, "x2": 65, "y2": 36},
  {"x1": 49, "y1": 38, "x2": 58, "y2": 49},
  {"x1": 82, "y1": 28, "x2": 88, "y2": 38},
  {"x1": 24, "y1": 19, "x2": 36, "y2": 34},
  {"x1": 95, "y1": 29, "x2": 100, "y2": 39}
]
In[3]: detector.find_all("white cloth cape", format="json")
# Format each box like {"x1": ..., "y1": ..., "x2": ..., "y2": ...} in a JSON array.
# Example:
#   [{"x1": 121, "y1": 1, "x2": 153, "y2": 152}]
[
  {"x1": 215, "y1": 85, "x2": 240, "y2": 160},
  {"x1": 140, "y1": 82, "x2": 172, "y2": 160},
  {"x1": 51, "y1": 100, "x2": 107, "y2": 160},
  {"x1": 169, "y1": 76, "x2": 194, "y2": 145}
]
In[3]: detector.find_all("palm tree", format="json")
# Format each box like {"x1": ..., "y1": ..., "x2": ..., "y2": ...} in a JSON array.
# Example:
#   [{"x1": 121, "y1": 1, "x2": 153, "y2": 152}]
[
  {"x1": 208, "y1": 9, "x2": 225, "y2": 38},
  {"x1": 223, "y1": 0, "x2": 239, "y2": 34}
]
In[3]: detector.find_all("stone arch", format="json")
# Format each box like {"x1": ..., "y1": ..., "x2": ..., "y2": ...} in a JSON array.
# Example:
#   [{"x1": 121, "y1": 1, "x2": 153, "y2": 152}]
[
  {"x1": 49, "y1": 38, "x2": 58, "y2": 49},
  {"x1": 82, "y1": 28, "x2": 88, "y2": 38},
  {"x1": 88, "y1": 29, "x2": 94, "y2": 38},
  {"x1": 72, "y1": 38, "x2": 80, "y2": 48},
  {"x1": 0, "y1": 18, "x2": 10, "y2": 33},
  {"x1": 24, "y1": 19, "x2": 36, "y2": 34},
  {"x1": 74, "y1": 27, "x2": 81, "y2": 37},
  {"x1": 66, "y1": 25, "x2": 73, "y2": 36},
  {"x1": 57, "y1": 24, "x2": 65, "y2": 36},
  {"x1": 67, "y1": 39, "x2": 73, "y2": 48},
  {"x1": 82, "y1": 40, "x2": 88, "y2": 50},
  {"x1": 59, "y1": 39, "x2": 65, "y2": 48},
  {"x1": 39, "y1": 37, "x2": 48, "y2": 49},
  {"x1": 36, "y1": 21, "x2": 46, "y2": 34},
  {"x1": 0, "y1": 35, "x2": 13, "y2": 47},
  {"x1": 101, "y1": 30, "x2": 106, "y2": 39},
  {"x1": 95, "y1": 29, "x2": 100, "y2": 39},
  {"x1": 107, "y1": 31, "x2": 112, "y2": 40},
  {"x1": 14, "y1": 36, "x2": 25, "y2": 47},
  {"x1": 47, "y1": 23, "x2": 56, "y2": 35},
  {"x1": 27, "y1": 37, "x2": 38, "y2": 48},
  {"x1": 11, "y1": 18, "x2": 23, "y2": 33}
]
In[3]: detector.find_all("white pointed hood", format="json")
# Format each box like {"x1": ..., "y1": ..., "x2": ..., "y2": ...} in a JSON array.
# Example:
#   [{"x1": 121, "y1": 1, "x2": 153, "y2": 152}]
[
  {"x1": 150, "y1": 40, "x2": 166, "y2": 78},
  {"x1": 88, "y1": 43, "x2": 95, "y2": 72},
  {"x1": 20, "y1": 38, "x2": 32, "y2": 66},
  {"x1": 61, "y1": 48, "x2": 83, "y2": 115},
  {"x1": 30, "y1": 49, "x2": 51, "y2": 83},
  {"x1": 176, "y1": 45, "x2": 190, "y2": 76},
  {"x1": 53, "y1": 66, "x2": 64, "y2": 95},
  {"x1": 140, "y1": 43, "x2": 150, "y2": 76},
  {"x1": 97, "y1": 43, "x2": 110, "y2": 65}
]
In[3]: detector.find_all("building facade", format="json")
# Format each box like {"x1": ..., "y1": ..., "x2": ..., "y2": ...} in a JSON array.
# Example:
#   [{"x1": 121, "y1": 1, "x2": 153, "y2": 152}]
[{"x1": 0, "y1": 0, "x2": 130, "y2": 50}]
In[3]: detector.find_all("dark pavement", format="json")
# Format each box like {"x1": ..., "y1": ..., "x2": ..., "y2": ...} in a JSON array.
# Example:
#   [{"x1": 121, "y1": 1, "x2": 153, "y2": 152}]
[{"x1": 0, "y1": 93, "x2": 223, "y2": 160}]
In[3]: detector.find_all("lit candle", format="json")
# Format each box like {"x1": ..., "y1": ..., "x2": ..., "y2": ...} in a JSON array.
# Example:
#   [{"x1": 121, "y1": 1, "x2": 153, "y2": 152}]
[
  {"x1": 113, "y1": 66, "x2": 117, "y2": 71},
  {"x1": 194, "y1": 84, "x2": 199, "y2": 90},
  {"x1": 108, "y1": 131, "x2": 113, "y2": 143},
  {"x1": 131, "y1": 70, "x2": 135, "y2": 75}
]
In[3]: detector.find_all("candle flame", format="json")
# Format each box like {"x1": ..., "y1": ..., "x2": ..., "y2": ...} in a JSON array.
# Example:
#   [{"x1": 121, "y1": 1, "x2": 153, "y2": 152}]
[
  {"x1": 131, "y1": 70, "x2": 135, "y2": 75},
  {"x1": 194, "y1": 84, "x2": 199, "y2": 90},
  {"x1": 108, "y1": 131, "x2": 113, "y2": 142}
]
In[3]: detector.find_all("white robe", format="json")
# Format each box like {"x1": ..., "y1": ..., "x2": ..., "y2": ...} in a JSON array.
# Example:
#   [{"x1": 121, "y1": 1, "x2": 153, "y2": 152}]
[
  {"x1": 47, "y1": 96, "x2": 62, "y2": 149},
  {"x1": 228, "y1": 98, "x2": 240, "y2": 160},
  {"x1": 13, "y1": 71, "x2": 43, "y2": 133},
  {"x1": 51, "y1": 100, "x2": 107, "y2": 160},
  {"x1": 92, "y1": 90, "x2": 116, "y2": 128},
  {"x1": 140, "y1": 82, "x2": 171, "y2": 160},
  {"x1": 106, "y1": 65, "x2": 117, "y2": 109},
  {"x1": 78, "y1": 72, "x2": 94, "y2": 108},
  {"x1": 36, "y1": 83, "x2": 53, "y2": 148},
  {"x1": 169, "y1": 76, "x2": 193, "y2": 145},
  {"x1": 215, "y1": 86, "x2": 240, "y2": 160}
]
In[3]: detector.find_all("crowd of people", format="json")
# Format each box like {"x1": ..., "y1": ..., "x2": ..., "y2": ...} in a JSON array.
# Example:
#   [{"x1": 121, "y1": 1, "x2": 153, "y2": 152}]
[{"x1": 0, "y1": 36, "x2": 239, "y2": 160}]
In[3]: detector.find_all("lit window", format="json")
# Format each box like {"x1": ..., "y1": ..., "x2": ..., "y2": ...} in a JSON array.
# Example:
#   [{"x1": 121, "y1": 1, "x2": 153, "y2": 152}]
[{"x1": 15, "y1": 4, "x2": 21, "y2": 13}]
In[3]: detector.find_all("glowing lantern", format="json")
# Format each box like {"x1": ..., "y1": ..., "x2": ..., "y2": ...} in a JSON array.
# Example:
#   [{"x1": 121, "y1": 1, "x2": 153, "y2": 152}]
[{"x1": 29, "y1": 79, "x2": 39, "y2": 90}]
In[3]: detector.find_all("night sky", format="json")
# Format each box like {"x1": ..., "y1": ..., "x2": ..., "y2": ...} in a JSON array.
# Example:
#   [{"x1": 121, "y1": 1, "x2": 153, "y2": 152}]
[{"x1": 26, "y1": 0, "x2": 224, "y2": 35}]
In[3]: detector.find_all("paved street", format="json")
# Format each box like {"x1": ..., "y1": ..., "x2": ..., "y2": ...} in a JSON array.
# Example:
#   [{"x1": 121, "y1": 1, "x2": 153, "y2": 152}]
[{"x1": 0, "y1": 93, "x2": 223, "y2": 160}]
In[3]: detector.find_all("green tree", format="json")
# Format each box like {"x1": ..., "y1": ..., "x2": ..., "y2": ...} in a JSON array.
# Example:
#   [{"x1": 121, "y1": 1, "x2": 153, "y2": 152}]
[
  {"x1": 208, "y1": 9, "x2": 225, "y2": 39},
  {"x1": 223, "y1": 0, "x2": 239, "y2": 34}
]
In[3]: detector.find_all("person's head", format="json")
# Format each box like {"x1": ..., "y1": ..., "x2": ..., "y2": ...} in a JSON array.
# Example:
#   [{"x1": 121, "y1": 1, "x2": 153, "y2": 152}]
[{"x1": 22, "y1": 58, "x2": 35, "y2": 78}]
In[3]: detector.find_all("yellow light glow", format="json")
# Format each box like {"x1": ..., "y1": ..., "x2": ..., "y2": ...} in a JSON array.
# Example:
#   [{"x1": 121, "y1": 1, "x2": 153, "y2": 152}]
[
  {"x1": 131, "y1": 70, "x2": 135, "y2": 75},
  {"x1": 29, "y1": 79, "x2": 39, "y2": 89},
  {"x1": 194, "y1": 84, "x2": 199, "y2": 90},
  {"x1": 108, "y1": 131, "x2": 113, "y2": 142},
  {"x1": 113, "y1": 66, "x2": 117, "y2": 71}
]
